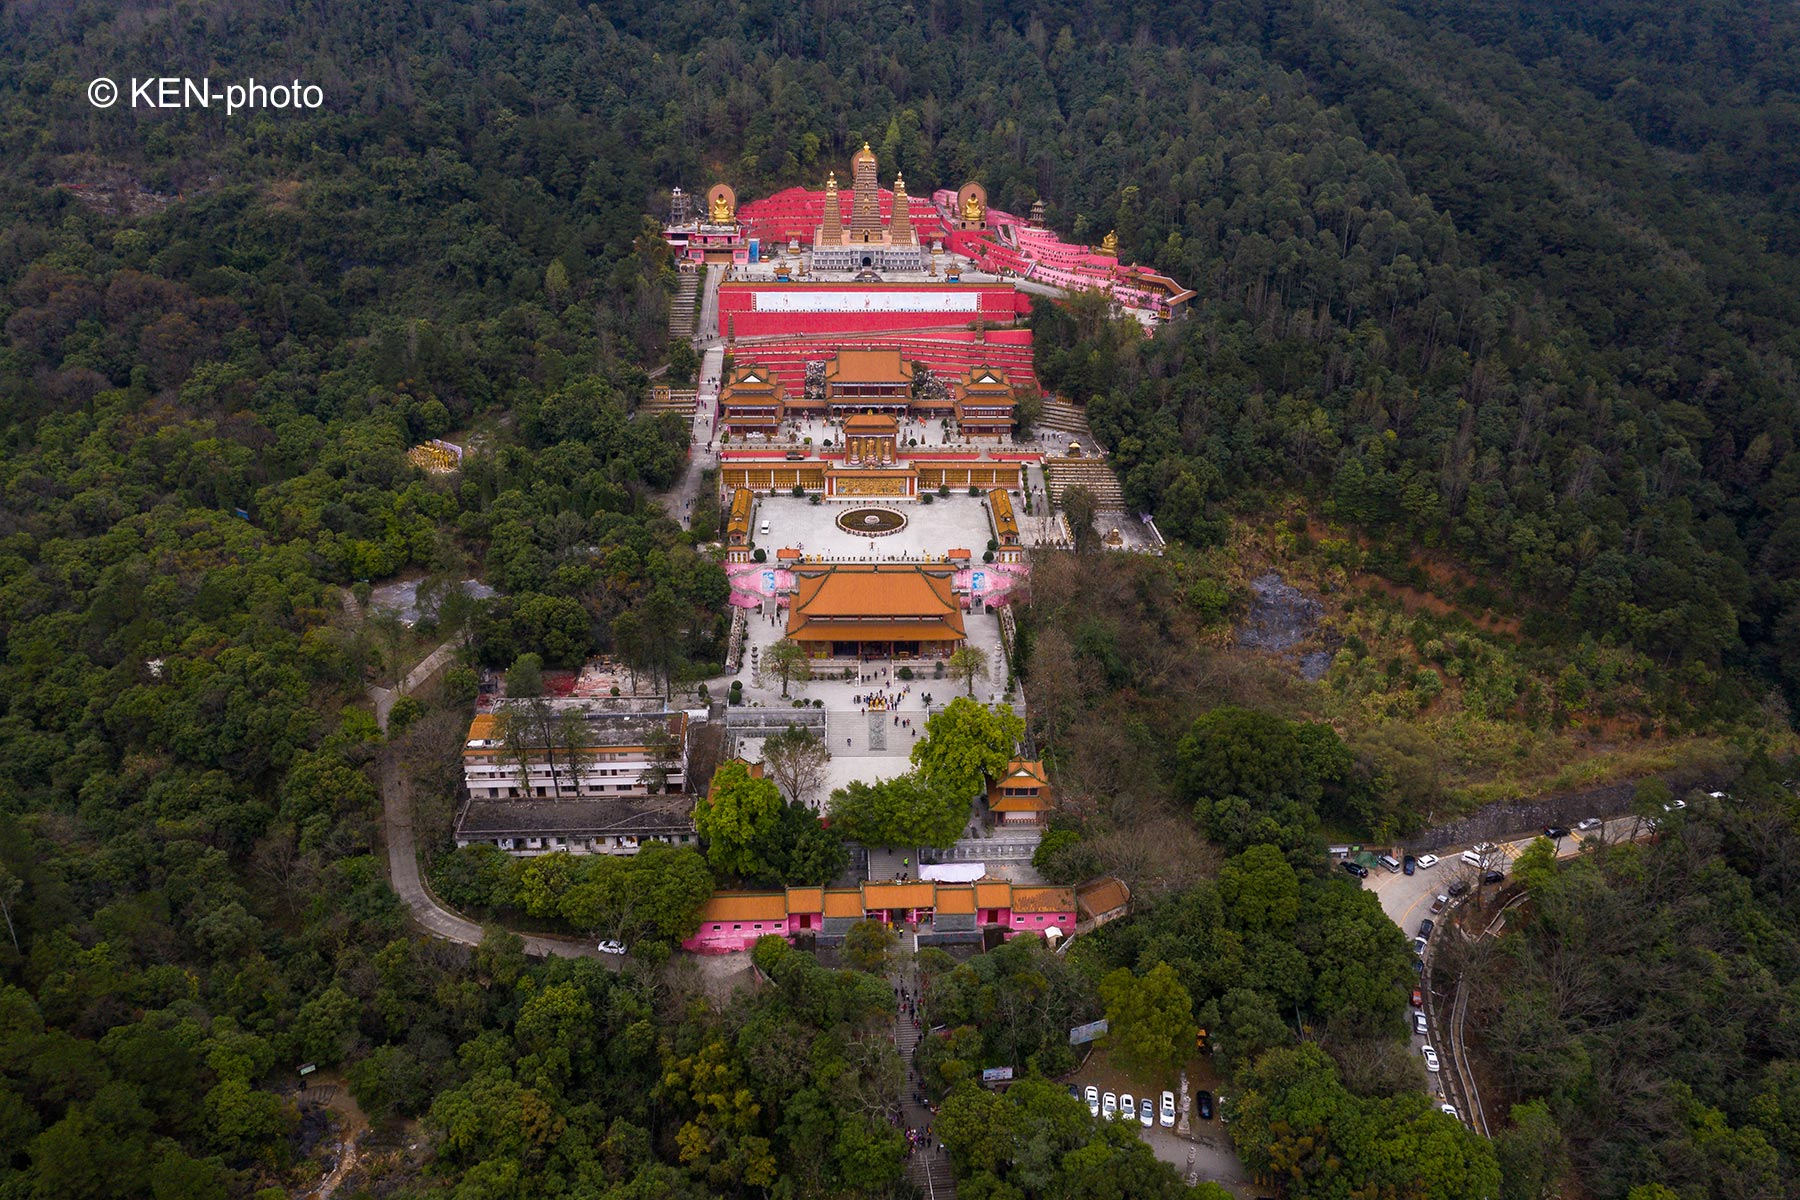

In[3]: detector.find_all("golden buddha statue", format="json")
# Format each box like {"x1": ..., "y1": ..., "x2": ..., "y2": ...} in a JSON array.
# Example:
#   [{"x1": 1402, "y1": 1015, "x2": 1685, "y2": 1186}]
[
  {"x1": 1099, "y1": 229, "x2": 1118, "y2": 256},
  {"x1": 961, "y1": 191, "x2": 984, "y2": 221},
  {"x1": 709, "y1": 191, "x2": 734, "y2": 223}
]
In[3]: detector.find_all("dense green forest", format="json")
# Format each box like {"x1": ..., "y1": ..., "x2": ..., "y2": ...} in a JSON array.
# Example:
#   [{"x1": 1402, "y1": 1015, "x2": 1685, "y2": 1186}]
[
  {"x1": 1461, "y1": 757, "x2": 1800, "y2": 1200},
  {"x1": 3, "y1": 0, "x2": 1800, "y2": 1196}
]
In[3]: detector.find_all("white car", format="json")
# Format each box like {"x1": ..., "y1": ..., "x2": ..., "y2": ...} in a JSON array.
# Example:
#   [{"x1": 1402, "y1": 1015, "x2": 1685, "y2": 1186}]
[
  {"x1": 1139, "y1": 1101, "x2": 1154, "y2": 1128},
  {"x1": 1085, "y1": 1085, "x2": 1099, "y2": 1117},
  {"x1": 1120, "y1": 1093, "x2": 1136, "y2": 1123},
  {"x1": 596, "y1": 939, "x2": 626, "y2": 955},
  {"x1": 1441, "y1": 1103, "x2": 1460, "y2": 1119},
  {"x1": 1102, "y1": 1092, "x2": 1118, "y2": 1121},
  {"x1": 1415, "y1": 853, "x2": 1439, "y2": 870},
  {"x1": 1159, "y1": 1091, "x2": 1176, "y2": 1127},
  {"x1": 1575, "y1": 818, "x2": 1603, "y2": 831},
  {"x1": 1413, "y1": 1011, "x2": 1428, "y2": 1036},
  {"x1": 1422, "y1": 1045, "x2": 1440, "y2": 1073}
]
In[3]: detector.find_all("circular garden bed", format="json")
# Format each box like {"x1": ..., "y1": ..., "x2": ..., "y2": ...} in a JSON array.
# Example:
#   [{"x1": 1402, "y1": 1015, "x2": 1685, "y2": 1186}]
[{"x1": 835, "y1": 506, "x2": 908, "y2": 536}]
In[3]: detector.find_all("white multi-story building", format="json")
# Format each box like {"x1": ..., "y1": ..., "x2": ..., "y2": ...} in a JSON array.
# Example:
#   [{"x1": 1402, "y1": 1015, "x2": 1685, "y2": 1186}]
[
  {"x1": 461, "y1": 709, "x2": 688, "y2": 799},
  {"x1": 455, "y1": 707, "x2": 698, "y2": 858}
]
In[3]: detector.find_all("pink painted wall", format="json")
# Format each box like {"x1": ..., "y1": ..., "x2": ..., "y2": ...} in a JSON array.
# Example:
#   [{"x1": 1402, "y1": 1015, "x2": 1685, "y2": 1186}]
[{"x1": 1006, "y1": 910, "x2": 1075, "y2": 935}]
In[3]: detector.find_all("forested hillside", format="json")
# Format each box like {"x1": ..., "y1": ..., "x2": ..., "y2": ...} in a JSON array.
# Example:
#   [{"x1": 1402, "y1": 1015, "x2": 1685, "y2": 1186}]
[{"x1": 2, "y1": 0, "x2": 1798, "y2": 1197}]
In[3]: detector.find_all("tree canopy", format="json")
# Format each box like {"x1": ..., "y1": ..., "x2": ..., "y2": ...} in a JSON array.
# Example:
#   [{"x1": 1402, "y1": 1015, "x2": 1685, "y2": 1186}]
[{"x1": 910, "y1": 697, "x2": 1026, "y2": 803}]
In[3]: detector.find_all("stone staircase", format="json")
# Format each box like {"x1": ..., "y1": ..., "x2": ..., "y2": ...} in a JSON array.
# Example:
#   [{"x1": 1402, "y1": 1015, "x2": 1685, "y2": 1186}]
[
  {"x1": 640, "y1": 387, "x2": 697, "y2": 418},
  {"x1": 1037, "y1": 395, "x2": 1094, "y2": 436},
  {"x1": 895, "y1": 990, "x2": 957, "y2": 1199},
  {"x1": 668, "y1": 267, "x2": 699, "y2": 341},
  {"x1": 1043, "y1": 456, "x2": 1126, "y2": 509}
]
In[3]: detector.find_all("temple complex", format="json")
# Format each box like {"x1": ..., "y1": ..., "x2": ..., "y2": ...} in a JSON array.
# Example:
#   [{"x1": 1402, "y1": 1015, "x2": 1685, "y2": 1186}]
[
  {"x1": 784, "y1": 563, "x2": 966, "y2": 659},
  {"x1": 807, "y1": 145, "x2": 928, "y2": 272}
]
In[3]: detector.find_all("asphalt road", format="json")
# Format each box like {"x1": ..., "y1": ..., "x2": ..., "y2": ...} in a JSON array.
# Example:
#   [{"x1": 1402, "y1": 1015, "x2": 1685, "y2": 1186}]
[
  {"x1": 1364, "y1": 814, "x2": 1642, "y2": 934},
  {"x1": 1361, "y1": 813, "x2": 1645, "y2": 1123},
  {"x1": 367, "y1": 640, "x2": 605, "y2": 962}
]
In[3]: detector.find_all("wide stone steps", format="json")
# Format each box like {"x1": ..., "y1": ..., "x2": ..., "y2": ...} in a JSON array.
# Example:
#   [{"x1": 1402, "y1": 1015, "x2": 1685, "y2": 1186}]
[
  {"x1": 669, "y1": 270, "x2": 699, "y2": 340},
  {"x1": 1037, "y1": 398, "x2": 1093, "y2": 434},
  {"x1": 1043, "y1": 457, "x2": 1126, "y2": 508}
]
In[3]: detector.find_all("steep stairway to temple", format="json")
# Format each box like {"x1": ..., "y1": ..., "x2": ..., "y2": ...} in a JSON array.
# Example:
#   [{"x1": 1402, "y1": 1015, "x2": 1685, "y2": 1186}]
[
  {"x1": 1043, "y1": 456, "x2": 1126, "y2": 509},
  {"x1": 668, "y1": 268, "x2": 698, "y2": 341},
  {"x1": 1036, "y1": 395, "x2": 1094, "y2": 437}
]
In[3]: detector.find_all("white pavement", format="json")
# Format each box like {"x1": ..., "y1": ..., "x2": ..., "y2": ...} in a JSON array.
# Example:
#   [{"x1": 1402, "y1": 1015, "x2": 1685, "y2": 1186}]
[{"x1": 750, "y1": 494, "x2": 1000, "y2": 560}]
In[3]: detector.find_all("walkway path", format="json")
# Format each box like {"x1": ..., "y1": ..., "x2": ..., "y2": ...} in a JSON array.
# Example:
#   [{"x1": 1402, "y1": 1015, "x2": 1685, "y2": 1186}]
[
  {"x1": 359, "y1": 620, "x2": 602, "y2": 961},
  {"x1": 892, "y1": 964, "x2": 956, "y2": 1199}
]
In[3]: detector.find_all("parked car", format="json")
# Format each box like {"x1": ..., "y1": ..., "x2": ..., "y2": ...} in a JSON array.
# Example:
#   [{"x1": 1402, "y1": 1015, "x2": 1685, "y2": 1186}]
[
  {"x1": 1545, "y1": 825, "x2": 1570, "y2": 839},
  {"x1": 1121, "y1": 1094, "x2": 1136, "y2": 1123},
  {"x1": 1196, "y1": 1090, "x2": 1214, "y2": 1120},
  {"x1": 1086, "y1": 1085, "x2": 1099, "y2": 1117},
  {"x1": 1441, "y1": 1103, "x2": 1460, "y2": 1119},
  {"x1": 1067, "y1": 1084, "x2": 1080, "y2": 1100},
  {"x1": 1160, "y1": 1091, "x2": 1176, "y2": 1127},
  {"x1": 1575, "y1": 818, "x2": 1603, "y2": 831},
  {"x1": 1378, "y1": 854, "x2": 1402, "y2": 872},
  {"x1": 1422, "y1": 1045, "x2": 1440, "y2": 1072},
  {"x1": 1415, "y1": 853, "x2": 1439, "y2": 869},
  {"x1": 1140, "y1": 1101, "x2": 1155, "y2": 1128},
  {"x1": 1430, "y1": 893, "x2": 1449, "y2": 913},
  {"x1": 1341, "y1": 860, "x2": 1369, "y2": 879},
  {"x1": 1482, "y1": 869, "x2": 1506, "y2": 885},
  {"x1": 1413, "y1": 1011, "x2": 1429, "y2": 1035},
  {"x1": 1411, "y1": 956, "x2": 1425, "y2": 974},
  {"x1": 1412, "y1": 935, "x2": 1428, "y2": 957},
  {"x1": 1102, "y1": 1092, "x2": 1117, "y2": 1120},
  {"x1": 1403, "y1": 855, "x2": 1416, "y2": 875},
  {"x1": 1410, "y1": 987, "x2": 1423, "y2": 1008},
  {"x1": 596, "y1": 939, "x2": 626, "y2": 955},
  {"x1": 1447, "y1": 880, "x2": 1471, "y2": 898},
  {"x1": 1417, "y1": 918, "x2": 1435, "y2": 937}
]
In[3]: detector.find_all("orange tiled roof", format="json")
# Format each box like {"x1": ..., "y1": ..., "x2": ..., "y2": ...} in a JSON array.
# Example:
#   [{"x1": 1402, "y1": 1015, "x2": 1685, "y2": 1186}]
[
  {"x1": 468, "y1": 713, "x2": 499, "y2": 741},
  {"x1": 844, "y1": 412, "x2": 899, "y2": 433},
  {"x1": 785, "y1": 886, "x2": 825, "y2": 915},
  {"x1": 936, "y1": 886, "x2": 976, "y2": 915},
  {"x1": 989, "y1": 792, "x2": 1053, "y2": 812},
  {"x1": 1077, "y1": 877, "x2": 1131, "y2": 918},
  {"x1": 863, "y1": 881, "x2": 936, "y2": 909},
  {"x1": 825, "y1": 349, "x2": 914, "y2": 384},
  {"x1": 699, "y1": 893, "x2": 788, "y2": 923},
  {"x1": 823, "y1": 890, "x2": 865, "y2": 918},
  {"x1": 788, "y1": 565, "x2": 961, "y2": 621},
  {"x1": 974, "y1": 881, "x2": 1011, "y2": 909},
  {"x1": 1012, "y1": 886, "x2": 1075, "y2": 914},
  {"x1": 988, "y1": 489, "x2": 1019, "y2": 538}
]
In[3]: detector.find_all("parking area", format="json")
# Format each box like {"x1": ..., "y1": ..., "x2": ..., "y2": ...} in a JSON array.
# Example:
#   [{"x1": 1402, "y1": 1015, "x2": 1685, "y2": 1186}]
[{"x1": 1064, "y1": 1047, "x2": 1252, "y2": 1195}]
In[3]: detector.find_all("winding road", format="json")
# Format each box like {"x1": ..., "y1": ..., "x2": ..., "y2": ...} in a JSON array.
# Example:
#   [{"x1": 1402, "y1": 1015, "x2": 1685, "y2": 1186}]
[{"x1": 366, "y1": 632, "x2": 601, "y2": 961}]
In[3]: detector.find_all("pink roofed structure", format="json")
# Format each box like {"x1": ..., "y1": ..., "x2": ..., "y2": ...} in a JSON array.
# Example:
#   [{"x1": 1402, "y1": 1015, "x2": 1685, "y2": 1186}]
[
  {"x1": 737, "y1": 185, "x2": 951, "y2": 249},
  {"x1": 929, "y1": 189, "x2": 1195, "y2": 319}
]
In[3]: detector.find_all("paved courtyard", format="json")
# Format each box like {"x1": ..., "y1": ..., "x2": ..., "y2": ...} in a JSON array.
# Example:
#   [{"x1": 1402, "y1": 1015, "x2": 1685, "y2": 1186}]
[{"x1": 751, "y1": 494, "x2": 1002, "y2": 561}]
